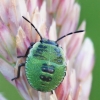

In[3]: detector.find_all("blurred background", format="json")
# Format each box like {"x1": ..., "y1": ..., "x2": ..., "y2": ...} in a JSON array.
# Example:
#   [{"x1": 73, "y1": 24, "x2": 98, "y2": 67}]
[
  {"x1": 0, "y1": 0, "x2": 99, "y2": 100},
  {"x1": 79, "y1": 0, "x2": 100, "y2": 100}
]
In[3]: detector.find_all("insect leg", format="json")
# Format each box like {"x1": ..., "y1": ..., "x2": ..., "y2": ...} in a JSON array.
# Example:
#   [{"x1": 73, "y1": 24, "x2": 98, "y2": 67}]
[
  {"x1": 51, "y1": 90, "x2": 53, "y2": 94},
  {"x1": 17, "y1": 43, "x2": 34, "y2": 58},
  {"x1": 11, "y1": 63, "x2": 25, "y2": 81}
]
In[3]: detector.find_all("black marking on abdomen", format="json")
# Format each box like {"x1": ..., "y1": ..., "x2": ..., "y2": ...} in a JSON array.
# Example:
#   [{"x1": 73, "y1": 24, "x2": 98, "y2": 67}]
[
  {"x1": 33, "y1": 54, "x2": 46, "y2": 60},
  {"x1": 41, "y1": 66, "x2": 55, "y2": 74},
  {"x1": 40, "y1": 75, "x2": 52, "y2": 82},
  {"x1": 36, "y1": 48, "x2": 43, "y2": 54}
]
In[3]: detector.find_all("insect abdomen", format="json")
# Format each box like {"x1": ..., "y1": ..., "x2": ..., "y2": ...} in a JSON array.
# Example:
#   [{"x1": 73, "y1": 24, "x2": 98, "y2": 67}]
[{"x1": 25, "y1": 42, "x2": 66, "y2": 92}]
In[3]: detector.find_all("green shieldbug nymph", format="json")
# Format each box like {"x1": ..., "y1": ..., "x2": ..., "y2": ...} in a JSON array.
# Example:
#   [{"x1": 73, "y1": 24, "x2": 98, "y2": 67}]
[{"x1": 11, "y1": 16, "x2": 84, "y2": 92}]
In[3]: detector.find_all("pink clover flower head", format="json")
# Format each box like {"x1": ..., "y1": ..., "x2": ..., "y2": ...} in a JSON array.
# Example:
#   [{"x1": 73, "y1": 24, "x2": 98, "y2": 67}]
[{"x1": 0, "y1": 0, "x2": 95, "y2": 100}]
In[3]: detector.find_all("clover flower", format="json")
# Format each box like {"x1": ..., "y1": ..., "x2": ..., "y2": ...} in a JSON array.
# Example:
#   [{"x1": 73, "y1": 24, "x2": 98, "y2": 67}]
[{"x1": 0, "y1": 0, "x2": 95, "y2": 100}]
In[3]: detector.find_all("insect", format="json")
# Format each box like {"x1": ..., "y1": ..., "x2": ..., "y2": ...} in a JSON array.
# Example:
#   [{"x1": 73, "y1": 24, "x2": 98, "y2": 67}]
[{"x1": 11, "y1": 16, "x2": 84, "y2": 92}]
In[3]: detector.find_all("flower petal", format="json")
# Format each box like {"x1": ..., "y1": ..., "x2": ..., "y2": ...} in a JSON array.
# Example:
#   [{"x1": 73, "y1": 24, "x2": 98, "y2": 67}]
[
  {"x1": 26, "y1": 0, "x2": 43, "y2": 15},
  {"x1": 38, "y1": 92, "x2": 51, "y2": 100},
  {"x1": 50, "y1": 91, "x2": 58, "y2": 100},
  {"x1": 66, "y1": 21, "x2": 86, "y2": 62},
  {"x1": 21, "y1": 13, "x2": 32, "y2": 42},
  {"x1": 0, "y1": 0, "x2": 8, "y2": 24},
  {"x1": 0, "y1": 58, "x2": 15, "y2": 86},
  {"x1": 58, "y1": 3, "x2": 81, "y2": 49},
  {"x1": 55, "y1": 73, "x2": 68, "y2": 100},
  {"x1": 56, "y1": 0, "x2": 75, "y2": 25},
  {"x1": 6, "y1": 0, "x2": 23, "y2": 35},
  {"x1": 16, "y1": 0, "x2": 27, "y2": 17},
  {"x1": 0, "y1": 20, "x2": 16, "y2": 62},
  {"x1": 73, "y1": 83, "x2": 81, "y2": 100},
  {"x1": 40, "y1": 1, "x2": 47, "y2": 38},
  {"x1": 75, "y1": 38, "x2": 95, "y2": 81},
  {"x1": 6, "y1": 0, "x2": 21, "y2": 26},
  {"x1": 26, "y1": 0, "x2": 38, "y2": 16},
  {"x1": 46, "y1": 0, "x2": 60, "y2": 13},
  {"x1": 37, "y1": 0, "x2": 43, "y2": 9},
  {"x1": 0, "y1": 94, "x2": 7, "y2": 100},
  {"x1": 16, "y1": 27, "x2": 30, "y2": 56},
  {"x1": 67, "y1": 94, "x2": 72, "y2": 100},
  {"x1": 56, "y1": 68, "x2": 77, "y2": 100},
  {"x1": 40, "y1": 1, "x2": 46, "y2": 22},
  {"x1": 49, "y1": 20, "x2": 57, "y2": 41},
  {"x1": 31, "y1": 8, "x2": 46, "y2": 41},
  {"x1": 69, "y1": 69, "x2": 76, "y2": 99},
  {"x1": 79, "y1": 74, "x2": 92, "y2": 100}
]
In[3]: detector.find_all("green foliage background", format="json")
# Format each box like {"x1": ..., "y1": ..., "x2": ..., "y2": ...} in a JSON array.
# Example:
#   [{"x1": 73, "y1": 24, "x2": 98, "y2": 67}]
[{"x1": 0, "y1": 0, "x2": 99, "y2": 100}]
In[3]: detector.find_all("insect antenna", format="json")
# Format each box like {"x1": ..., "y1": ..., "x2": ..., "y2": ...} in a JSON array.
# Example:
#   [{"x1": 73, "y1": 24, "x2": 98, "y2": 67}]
[
  {"x1": 55, "y1": 30, "x2": 84, "y2": 42},
  {"x1": 22, "y1": 16, "x2": 42, "y2": 40}
]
